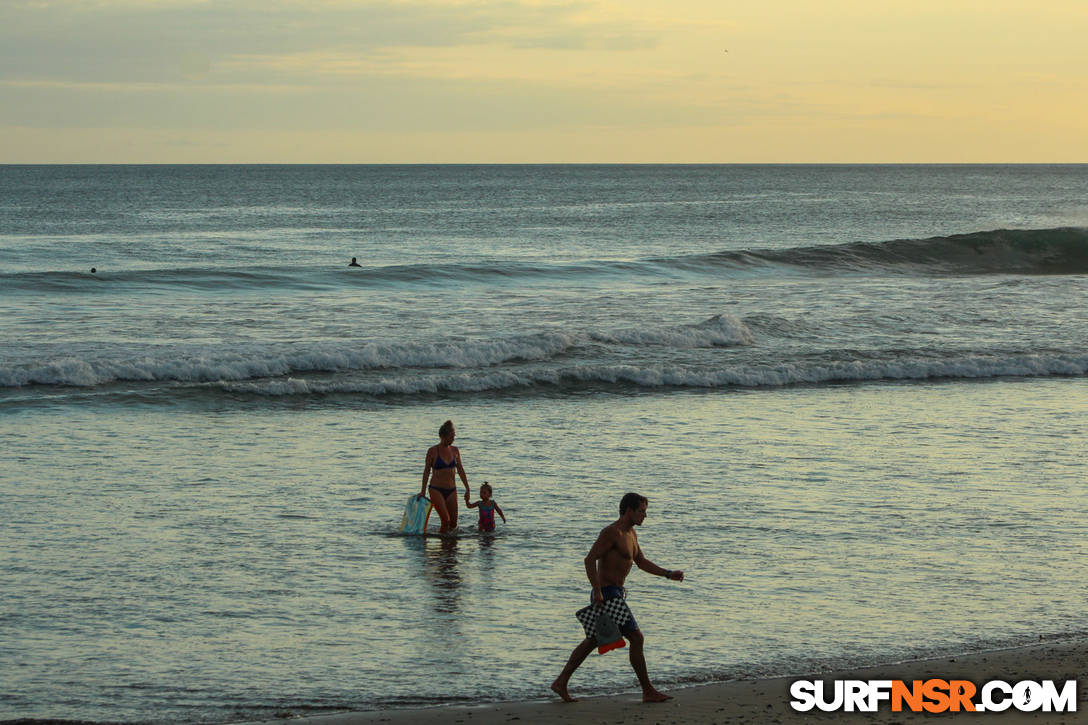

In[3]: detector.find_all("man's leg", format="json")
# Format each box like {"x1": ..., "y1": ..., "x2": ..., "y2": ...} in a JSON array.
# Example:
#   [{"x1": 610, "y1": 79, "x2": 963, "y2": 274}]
[
  {"x1": 625, "y1": 629, "x2": 672, "y2": 702},
  {"x1": 551, "y1": 637, "x2": 595, "y2": 702}
]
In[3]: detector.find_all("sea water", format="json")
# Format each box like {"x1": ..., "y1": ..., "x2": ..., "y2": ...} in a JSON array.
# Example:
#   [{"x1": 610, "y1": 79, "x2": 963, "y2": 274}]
[{"x1": 2, "y1": 165, "x2": 1087, "y2": 723}]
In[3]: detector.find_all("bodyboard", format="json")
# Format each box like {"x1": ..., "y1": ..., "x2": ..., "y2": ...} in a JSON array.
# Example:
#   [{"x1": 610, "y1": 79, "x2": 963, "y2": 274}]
[
  {"x1": 575, "y1": 600, "x2": 631, "y2": 654},
  {"x1": 400, "y1": 494, "x2": 433, "y2": 534}
]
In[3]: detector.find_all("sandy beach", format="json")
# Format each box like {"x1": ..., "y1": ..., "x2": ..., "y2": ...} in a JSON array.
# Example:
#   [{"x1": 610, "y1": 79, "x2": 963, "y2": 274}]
[{"x1": 236, "y1": 637, "x2": 1087, "y2": 725}]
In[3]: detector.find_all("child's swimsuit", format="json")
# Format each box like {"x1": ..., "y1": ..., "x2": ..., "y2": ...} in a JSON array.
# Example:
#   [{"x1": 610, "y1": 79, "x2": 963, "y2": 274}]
[{"x1": 478, "y1": 501, "x2": 496, "y2": 531}]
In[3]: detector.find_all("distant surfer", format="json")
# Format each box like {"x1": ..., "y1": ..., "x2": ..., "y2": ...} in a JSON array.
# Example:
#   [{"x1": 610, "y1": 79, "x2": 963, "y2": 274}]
[
  {"x1": 348, "y1": 257, "x2": 361, "y2": 267},
  {"x1": 420, "y1": 420, "x2": 470, "y2": 534},
  {"x1": 551, "y1": 493, "x2": 684, "y2": 704},
  {"x1": 90, "y1": 267, "x2": 96, "y2": 274}
]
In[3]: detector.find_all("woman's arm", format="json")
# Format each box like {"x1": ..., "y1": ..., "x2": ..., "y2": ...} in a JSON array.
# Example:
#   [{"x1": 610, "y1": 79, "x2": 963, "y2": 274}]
[
  {"x1": 420, "y1": 447, "x2": 433, "y2": 497},
  {"x1": 454, "y1": 447, "x2": 469, "y2": 493}
]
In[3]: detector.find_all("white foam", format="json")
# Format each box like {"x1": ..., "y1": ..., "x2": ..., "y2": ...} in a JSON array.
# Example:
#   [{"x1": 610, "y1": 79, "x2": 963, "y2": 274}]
[
  {"x1": 216, "y1": 353, "x2": 1088, "y2": 396},
  {"x1": 591, "y1": 314, "x2": 754, "y2": 347},
  {"x1": 0, "y1": 335, "x2": 580, "y2": 388},
  {"x1": 0, "y1": 317, "x2": 753, "y2": 388}
]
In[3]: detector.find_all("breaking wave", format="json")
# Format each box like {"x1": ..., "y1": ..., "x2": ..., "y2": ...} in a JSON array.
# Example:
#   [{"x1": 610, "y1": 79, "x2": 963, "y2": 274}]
[
  {"x1": 0, "y1": 315, "x2": 753, "y2": 388},
  {"x1": 219, "y1": 352, "x2": 1088, "y2": 397}
]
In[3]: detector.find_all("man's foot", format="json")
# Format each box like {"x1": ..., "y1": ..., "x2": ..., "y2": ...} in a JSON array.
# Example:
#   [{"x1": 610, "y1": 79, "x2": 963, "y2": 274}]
[
  {"x1": 642, "y1": 689, "x2": 673, "y2": 703},
  {"x1": 550, "y1": 680, "x2": 578, "y2": 703}
]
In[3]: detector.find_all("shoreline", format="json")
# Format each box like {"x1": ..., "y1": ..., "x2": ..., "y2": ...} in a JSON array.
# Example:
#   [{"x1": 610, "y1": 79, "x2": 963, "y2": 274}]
[{"x1": 235, "y1": 637, "x2": 1088, "y2": 725}]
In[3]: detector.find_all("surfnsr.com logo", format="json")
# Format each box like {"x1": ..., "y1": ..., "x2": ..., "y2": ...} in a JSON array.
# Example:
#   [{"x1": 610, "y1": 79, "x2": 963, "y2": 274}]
[{"x1": 790, "y1": 679, "x2": 1077, "y2": 713}]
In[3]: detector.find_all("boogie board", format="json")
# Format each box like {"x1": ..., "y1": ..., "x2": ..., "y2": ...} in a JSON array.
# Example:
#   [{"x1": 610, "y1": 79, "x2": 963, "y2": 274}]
[
  {"x1": 400, "y1": 494, "x2": 433, "y2": 534},
  {"x1": 575, "y1": 600, "x2": 631, "y2": 654}
]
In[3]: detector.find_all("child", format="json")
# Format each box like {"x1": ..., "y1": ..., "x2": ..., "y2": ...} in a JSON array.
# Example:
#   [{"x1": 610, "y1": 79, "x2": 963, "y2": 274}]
[{"x1": 465, "y1": 481, "x2": 506, "y2": 532}]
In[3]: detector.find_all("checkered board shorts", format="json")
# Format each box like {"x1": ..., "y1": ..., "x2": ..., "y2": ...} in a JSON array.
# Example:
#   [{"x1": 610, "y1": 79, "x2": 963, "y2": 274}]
[{"x1": 575, "y1": 596, "x2": 633, "y2": 638}]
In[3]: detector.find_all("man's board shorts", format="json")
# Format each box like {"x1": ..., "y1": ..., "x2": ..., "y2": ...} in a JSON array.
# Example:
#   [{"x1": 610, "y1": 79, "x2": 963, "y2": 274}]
[
  {"x1": 575, "y1": 587, "x2": 638, "y2": 654},
  {"x1": 593, "y1": 586, "x2": 639, "y2": 633}
]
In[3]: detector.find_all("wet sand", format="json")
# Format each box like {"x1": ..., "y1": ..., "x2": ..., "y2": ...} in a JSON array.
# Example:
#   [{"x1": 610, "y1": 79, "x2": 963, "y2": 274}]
[{"x1": 236, "y1": 637, "x2": 1087, "y2": 725}]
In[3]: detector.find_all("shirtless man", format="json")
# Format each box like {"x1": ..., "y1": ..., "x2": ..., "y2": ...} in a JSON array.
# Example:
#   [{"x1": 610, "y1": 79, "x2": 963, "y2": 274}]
[{"x1": 551, "y1": 492, "x2": 684, "y2": 703}]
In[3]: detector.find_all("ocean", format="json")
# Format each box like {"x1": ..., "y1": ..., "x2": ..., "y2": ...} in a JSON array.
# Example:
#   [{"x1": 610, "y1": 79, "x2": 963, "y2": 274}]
[{"x1": 2, "y1": 164, "x2": 1087, "y2": 724}]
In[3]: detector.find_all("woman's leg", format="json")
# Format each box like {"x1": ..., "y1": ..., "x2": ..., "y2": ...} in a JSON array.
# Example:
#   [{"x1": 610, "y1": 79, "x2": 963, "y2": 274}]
[
  {"x1": 429, "y1": 490, "x2": 452, "y2": 533},
  {"x1": 444, "y1": 490, "x2": 459, "y2": 530}
]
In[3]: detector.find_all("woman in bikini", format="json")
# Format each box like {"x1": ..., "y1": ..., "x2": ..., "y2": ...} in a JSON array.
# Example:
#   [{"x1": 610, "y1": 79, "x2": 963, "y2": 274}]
[{"x1": 420, "y1": 420, "x2": 470, "y2": 534}]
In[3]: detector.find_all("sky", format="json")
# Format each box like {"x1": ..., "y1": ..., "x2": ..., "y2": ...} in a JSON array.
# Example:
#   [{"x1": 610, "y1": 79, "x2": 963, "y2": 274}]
[{"x1": 1, "y1": 0, "x2": 1085, "y2": 163}]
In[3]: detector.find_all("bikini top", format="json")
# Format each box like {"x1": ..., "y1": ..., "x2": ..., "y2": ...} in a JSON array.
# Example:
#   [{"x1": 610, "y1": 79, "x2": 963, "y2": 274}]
[{"x1": 432, "y1": 449, "x2": 458, "y2": 470}]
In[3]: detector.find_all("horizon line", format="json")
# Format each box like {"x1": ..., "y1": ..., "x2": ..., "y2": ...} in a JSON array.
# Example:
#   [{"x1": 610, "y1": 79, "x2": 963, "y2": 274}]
[{"x1": 3, "y1": 161, "x2": 1087, "y2": 167}]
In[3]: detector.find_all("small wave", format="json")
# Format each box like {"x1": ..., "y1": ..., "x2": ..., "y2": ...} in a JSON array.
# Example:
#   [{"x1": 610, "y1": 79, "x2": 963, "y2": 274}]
[
  {"x1": 2, "y1": 228, "x2": 1082, "y2": 294},
  {"x1": 686, "y1": 227, "x2": 1088, "y2": 275},
  {"x1": 0, "y1": 337, "x2": 572, "y2": 387},
  {"x1": 0, "y1": 315, "x2": 752, "y2": 388},
  {"x1": 0, "y1": 260, "x2": 618, "y2": 294},
  {"x1": 0, "y1": 267, "x2": 308, "y2": 294},
  {"x1": 590, "y1": 314, "x2": 755, "y2": 347},
  {"x1": 0, "y1": 721, "x2": 133, "y2": 725},
  {"x1": 219, "y1": 352, "x2": 1088, "y2": 397}
]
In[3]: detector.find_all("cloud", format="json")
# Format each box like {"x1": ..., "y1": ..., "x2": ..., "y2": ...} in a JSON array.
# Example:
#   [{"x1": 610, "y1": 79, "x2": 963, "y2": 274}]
[
  {"x1": 0, "y1": 69, "x2": 762, "y2": 134},
  {"x1": 0, "y1": 0, "x2": 662, "y2": 85},
  {"x1": 5, "y1": 0, "x2": 1084, "y2": 162}
]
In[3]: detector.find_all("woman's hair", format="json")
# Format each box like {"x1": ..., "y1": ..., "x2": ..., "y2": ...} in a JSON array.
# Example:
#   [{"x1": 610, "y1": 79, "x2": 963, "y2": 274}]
[
  {"x1": 480, "y1": 482, "x2": 493, "y2": 495},
  {"x1": 439, "y1": 420, "x2": 454, "y2": 438},
  {"x1": 619, "y1": 492, "x2": 647, "y2": 515}
]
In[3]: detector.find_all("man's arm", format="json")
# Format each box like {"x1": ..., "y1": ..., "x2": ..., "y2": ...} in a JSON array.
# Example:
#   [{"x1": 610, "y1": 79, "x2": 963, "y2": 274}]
[{"x1": 634, "y1": 549, "x2": 684, "y2": 581}]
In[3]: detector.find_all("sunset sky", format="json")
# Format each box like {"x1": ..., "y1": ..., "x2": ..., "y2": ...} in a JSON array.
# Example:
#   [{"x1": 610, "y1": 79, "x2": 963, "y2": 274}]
[{"x1": 2, "y1": 0, "x2": 1085, "y2": 163}]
